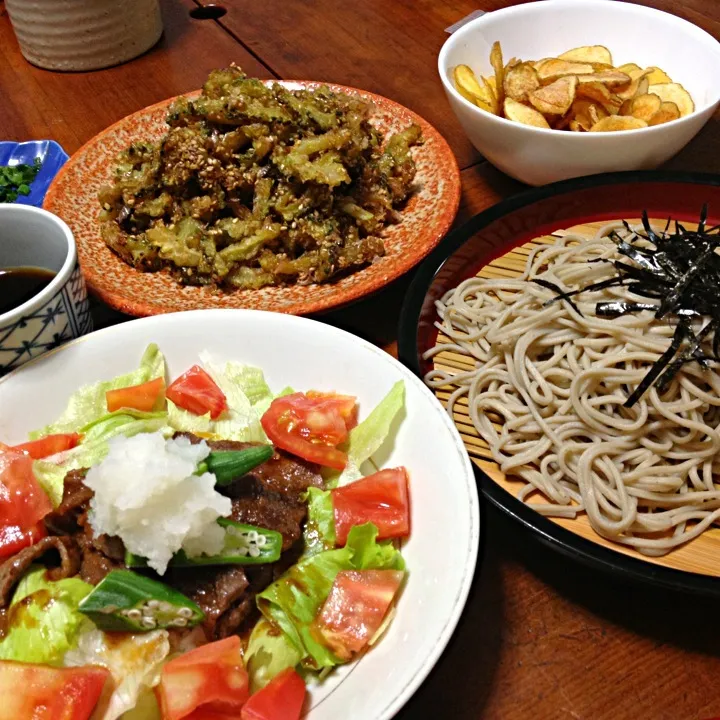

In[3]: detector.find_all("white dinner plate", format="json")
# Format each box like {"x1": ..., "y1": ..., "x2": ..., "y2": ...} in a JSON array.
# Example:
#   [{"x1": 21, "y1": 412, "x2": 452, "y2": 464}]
[{"x1": 0, "y1": 309, "x2": 479, "y2": 720}]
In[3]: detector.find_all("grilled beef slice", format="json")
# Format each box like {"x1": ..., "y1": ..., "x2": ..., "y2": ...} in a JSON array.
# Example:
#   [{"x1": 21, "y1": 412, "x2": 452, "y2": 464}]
[
  {"x1": 0, "y1": 536, "x2": 80, "y2": 608},
  {"x1": 181, "y1": 434, "x2": 324, "y2": 550}
]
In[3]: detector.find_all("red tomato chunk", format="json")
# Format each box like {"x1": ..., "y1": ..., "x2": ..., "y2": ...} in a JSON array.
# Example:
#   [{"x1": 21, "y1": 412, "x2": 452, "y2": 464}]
[
  {"x1": 332, "y1": 467, "x2": 410, "y2": 545},
  {"x1": 315, "y1": 569, "x2": 404, "y2": 661},
  {"x1": 241, "y1": 668, "x2": 306, "y2": 720},
  {"x1": 0, "y1": 660, "x2": 109, "y2": 720},
  {"x1": 0, "y1": 446, "x2": 53, "y2": 559},
  {"x1": 166, "y1": 366, "x2": 228, "y2": 420},
  {"x1": 13, "y1": 433, "x2": 82, "y2": 459},
  {"x1": 261, "y1": 392, "x2": 358, "y2": 470},
  {"x1": 157, "y1": 636, "x2": 249, "y2": 720}
]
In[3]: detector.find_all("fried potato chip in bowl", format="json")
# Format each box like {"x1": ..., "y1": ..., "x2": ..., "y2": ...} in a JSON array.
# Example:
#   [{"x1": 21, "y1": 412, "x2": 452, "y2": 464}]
[{"x1": 438, "y1": 0, "x2": 720, "y2": 186}]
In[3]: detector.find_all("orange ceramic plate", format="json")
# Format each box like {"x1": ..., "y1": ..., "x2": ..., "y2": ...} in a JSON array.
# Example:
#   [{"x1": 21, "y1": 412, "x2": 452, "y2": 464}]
[{"x1": 43, "y1": 81, "x2": 460, "y2": 317}]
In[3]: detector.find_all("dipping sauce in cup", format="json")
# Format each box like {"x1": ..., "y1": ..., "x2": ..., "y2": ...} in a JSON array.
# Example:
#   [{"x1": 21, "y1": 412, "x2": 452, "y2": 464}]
[
  {"x1": 0, "y1": 205, "x2": 92, "y2": 374},
  {"x1": 0, "y1": 267, "x2": 57, "y2": 315}
]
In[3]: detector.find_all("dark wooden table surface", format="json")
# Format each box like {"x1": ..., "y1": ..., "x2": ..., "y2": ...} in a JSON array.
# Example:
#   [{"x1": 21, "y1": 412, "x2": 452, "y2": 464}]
[{"x1": 2, "y1": 1, "x2": 720, "y2": 717}]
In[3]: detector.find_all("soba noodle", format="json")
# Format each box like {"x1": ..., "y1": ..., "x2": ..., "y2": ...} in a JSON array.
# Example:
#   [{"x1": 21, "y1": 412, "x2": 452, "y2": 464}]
[{"x1": 424, "y1": 222, "x2": 720, "y2": 555}]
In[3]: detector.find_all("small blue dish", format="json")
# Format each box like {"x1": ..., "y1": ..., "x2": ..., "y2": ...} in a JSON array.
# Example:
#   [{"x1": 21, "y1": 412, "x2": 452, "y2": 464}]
[{"x1": 0, "y1": 140, "x2": 69, "y2": 208}]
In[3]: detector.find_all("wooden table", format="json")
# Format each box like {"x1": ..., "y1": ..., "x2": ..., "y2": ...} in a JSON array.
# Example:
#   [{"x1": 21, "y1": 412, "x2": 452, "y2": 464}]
[{"x1": 2, "y1": 1, "x2": 720, "y2": 717}]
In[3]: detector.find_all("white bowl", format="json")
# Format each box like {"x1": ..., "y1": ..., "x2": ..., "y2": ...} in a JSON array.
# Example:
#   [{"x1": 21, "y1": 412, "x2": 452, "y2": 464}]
[
  {"x1": 0, "y1": 309, "x2": 479, "y2": 720},
  {"x1": 439, "y1": 0, "x2": 720, "y2": 186}
]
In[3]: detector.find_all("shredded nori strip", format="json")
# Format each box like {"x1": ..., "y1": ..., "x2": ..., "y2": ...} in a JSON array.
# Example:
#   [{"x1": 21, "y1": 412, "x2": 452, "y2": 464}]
[
  {"x1": 542, "y1": 206, "x2": 720, "y2": 406},
  {"x1": 532, "y1": 278, "x2": 584, "y2": 317},
  {"x1": 624, "y1": 318, "x2": 690, "y2": 407}
]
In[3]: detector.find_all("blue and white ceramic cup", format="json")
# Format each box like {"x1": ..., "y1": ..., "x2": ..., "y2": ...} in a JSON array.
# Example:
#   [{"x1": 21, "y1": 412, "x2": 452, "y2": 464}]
[{"x1": 0, "y1": 205, "x2": 92, "y2": 374}]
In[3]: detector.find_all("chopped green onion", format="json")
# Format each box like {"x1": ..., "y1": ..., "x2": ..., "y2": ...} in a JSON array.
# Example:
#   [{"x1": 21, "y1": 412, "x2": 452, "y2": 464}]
[
  {"x1": 77, "y1": 570, "x2": 204, "y2": 632},
  {"x1": 0, "y1": 158, "x2": 42, "y2": 203}
]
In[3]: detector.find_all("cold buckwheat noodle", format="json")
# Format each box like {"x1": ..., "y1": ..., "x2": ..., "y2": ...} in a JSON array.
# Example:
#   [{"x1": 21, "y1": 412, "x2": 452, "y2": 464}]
[{"x1": 424, "y1": 222, "x2": 720, "y2": 555}]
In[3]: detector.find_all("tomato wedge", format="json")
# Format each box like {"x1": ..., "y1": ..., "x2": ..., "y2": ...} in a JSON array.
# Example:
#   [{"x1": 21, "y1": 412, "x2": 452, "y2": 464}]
[
  {"x1": 13, "y1": 433, "x2": 82, "y2": 459},
  {"x1": 241, "y1": 668, "x2": 306, "y2": 720},
  {"x1": 306, "y1": 391, "x2": 358, "y2": 431},
  {"x1": 332, "y1": 467, "x2": 410, "y2": 545},
  {"x1": 166, "y1": 366, "x2": 228, "y2": 420},
  {"x1": 157, "y1": 636, "x2": 249, "y2": 720},
  {"x1": 0, "y1": 660, "x2": 109, "y2": 720},
  {"x1": 314, "y1": 570, "x2": 404, "y2": 661},
  {"x1": 260, "y1": 392, "x2": 358, "y2": 470},
  {"x1": 106, "y1": 376, "x2": 165, "y2": 413},
  {"x1": 0, "y1": 521, "x2": 46, "y2": 558},
  {"x1": 0, "y1": 447, "x2": 52, "y2": 559}
]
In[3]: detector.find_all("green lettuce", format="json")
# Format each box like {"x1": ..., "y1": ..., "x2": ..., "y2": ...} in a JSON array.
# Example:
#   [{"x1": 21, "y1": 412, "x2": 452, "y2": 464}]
[
  {"x1": 64, "y1": 627, "x2": 169, "y2": 720},
  {"x1": 345, "y1": 381, "x2": 405, "y2": 466},
  {"x1": 302, "y1": 487, "x2": 336, "y2": 558},
  {"x1": 0, "y1": 567, "x2": 92, "y2": 664},
  {"x1": 245, "y1": 618, "x2": 303, "y2": 692},
  {"x1": 167, "y1": 354, "x2": 272, "y2": 442},
  {"x1": 30, "y1": 344, "x2": 165, "y2": 439},
  {"x1": 257, "y1": 523, "x2": 405, "y2": 670},
  {"x1": 327, "y1": 381, "x2": 405, "y2": 488}
]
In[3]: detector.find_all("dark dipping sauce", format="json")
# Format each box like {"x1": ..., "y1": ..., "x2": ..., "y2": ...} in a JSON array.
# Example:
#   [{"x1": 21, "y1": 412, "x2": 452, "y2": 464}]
[{"x1": 0, "y1": 266, "x2": 56, "y2": 314}]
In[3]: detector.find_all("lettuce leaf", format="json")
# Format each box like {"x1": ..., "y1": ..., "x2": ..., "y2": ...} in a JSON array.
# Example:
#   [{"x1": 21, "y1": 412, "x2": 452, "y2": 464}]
[
  {"x1": 166, "y1": 354, "x2": 272, "y2": 442},
  {"x1": 64, "y1": 627, "x2": 169, "y2": 720},
  {"x1": 347, "y1": 381, "x2": 405, "y2": 464},
  {"x1": 245, "y1": 618, "x2": 303, "y2": 692},
  {"x1": 302, "y1": 487, "x2": 336, "y2": 558},
  {"x1": 0, "y1": 566, "x2": 92, "y2": 664},
  {"x1": 257, "y1": 523, "x2": 405, "y2": 670},
  {"x1": 30, "y1": 344, "x2": 165, "y2": 440},
  {"x1": 327, "y1": 381, "x2": 405, "y2": 488}
]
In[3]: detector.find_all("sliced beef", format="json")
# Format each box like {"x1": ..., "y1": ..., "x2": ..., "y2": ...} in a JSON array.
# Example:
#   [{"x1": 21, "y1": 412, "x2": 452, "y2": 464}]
[
  {"x1": 43, "y1": 468, "x2": 125, "y2": 585},
  {"x1": 44, "y1": 468, "x2": 93, "y2": 535},
  {"x1": 178, "y1": 434, "x2": 323, "y2": 551},
  {"x1": 205, "y1": 438, "x2": 323, "y2": 498},
  {"x1": 230, "y1": 495, "x2": 306, "y2": 551},
  {"x1": 74, "y1": 517, "x2": 125, "y2": 585},
  {"x1": 0, "y1": 536, "x2": 80, "y2": 608},
  {"x1": 167, "y1": 566, "x2": 251, "y2": 640}
]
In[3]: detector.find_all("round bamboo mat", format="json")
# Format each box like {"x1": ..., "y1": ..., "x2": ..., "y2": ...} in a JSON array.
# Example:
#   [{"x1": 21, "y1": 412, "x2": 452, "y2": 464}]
[{"x1": 429, "y1": 220, "x2": 720, "y2": 578}]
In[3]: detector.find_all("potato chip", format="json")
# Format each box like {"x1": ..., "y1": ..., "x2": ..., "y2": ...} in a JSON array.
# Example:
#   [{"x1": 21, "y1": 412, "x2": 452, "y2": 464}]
[
  {"x1": 558, "y1": 45, "x2": 613, "y2": 65},
  {"x1": 504, "y1": 97, "x2": 550, "y2": 128},
  {"x1": 535, "y1": 59, "x2": 593, "y2": 83},
  {"x1": 490, "y1": 41, "x2": 506, "y2": 108},
  {"x1": 648, "y1": 82, "x2": 695, "y2": 116},
  {"x1": 587, "y1": 103, "x2": 608, "y2": 125},
  {"x1": 648, "y1": 100, "x2": 681, "y2": 126},
  {"x1": 576, "y1": 71, "x2": 630, "y2": 88},
  {"x1": 482, "y1": 76, "x2": 499, "y2": 114},
  {"x1": 619, "y1": 98, "x2": 634, "y2": 116},
  {"x1": 589, "y1": 62, "x2": 616, "y2": 73},
  {"x1": 616, "y1": 69, "x2": 652, "y2": 101},
  {"x1": 453, "y1": 65, "x2": 494, "y2": 108},
  {"x1": 452, "y1": 42, "x2": 688, "y2": 133},
  {"x1": 645, "y1": 66, "x2": 672, "y2": 85},
  {"x1": 528, "y1": 76, "x2": 577, "y2": 115},
  {"x1": 589, "y1": 116, "x2": 648, "y2": 132},
  {"x1": 554, "y1": 113, "x2": 573, "y2": 130},
  {"x1": 616, "y1": 63, "x2": 642, "y2": 75},
  {"x1": 503, "y1": 62, "x2": 540, "y2": 103},
  {"x1": 629, "y1": 93, "x2": 662, "y2": 123},
  {"x1": 576, "y1": 80, "x2": 620, "y2": 109}
]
